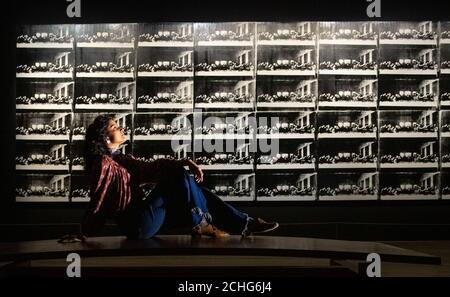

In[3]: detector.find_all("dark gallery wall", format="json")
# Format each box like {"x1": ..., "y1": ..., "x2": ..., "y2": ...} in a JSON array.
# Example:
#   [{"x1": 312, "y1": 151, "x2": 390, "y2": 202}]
[{"x1": 2, "y1": 0, "x2": 450, "y2": 242}]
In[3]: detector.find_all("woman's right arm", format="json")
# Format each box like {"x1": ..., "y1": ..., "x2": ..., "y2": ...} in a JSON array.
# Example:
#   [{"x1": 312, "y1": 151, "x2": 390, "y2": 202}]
[
  {"x1": 82, "y1": 156, "x2": 131, "y2": 235},
  {"x1": 58, "y1": 156, "x2": 131, "y2": 243}
]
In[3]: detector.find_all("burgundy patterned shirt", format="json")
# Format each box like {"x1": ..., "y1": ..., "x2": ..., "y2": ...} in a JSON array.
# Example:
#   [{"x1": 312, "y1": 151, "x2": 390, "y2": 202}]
[{"x1": 80, "y1": 153, "x2": 185, "y2": 236}]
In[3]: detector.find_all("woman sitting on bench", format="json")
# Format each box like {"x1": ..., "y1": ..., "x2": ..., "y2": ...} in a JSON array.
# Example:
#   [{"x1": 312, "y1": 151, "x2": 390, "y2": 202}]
[{"x1": 60, "y1": 115, "x2": 279, "y2": 242}]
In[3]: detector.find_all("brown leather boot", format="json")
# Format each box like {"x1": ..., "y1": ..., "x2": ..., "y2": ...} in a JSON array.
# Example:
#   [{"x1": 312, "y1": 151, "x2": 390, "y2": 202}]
[{"x1": 191, "y1": 223, "x2": 230, "y2": 238}]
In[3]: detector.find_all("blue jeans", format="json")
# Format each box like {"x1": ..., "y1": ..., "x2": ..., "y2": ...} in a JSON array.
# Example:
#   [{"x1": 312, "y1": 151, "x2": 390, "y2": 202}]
[{"x1": 116, "y1": 167, "x2": 251, "y2": 239}]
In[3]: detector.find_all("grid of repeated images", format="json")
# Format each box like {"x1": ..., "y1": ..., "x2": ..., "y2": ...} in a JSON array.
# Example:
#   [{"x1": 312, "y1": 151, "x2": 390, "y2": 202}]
[{"x1": 15, "y1": 22, "x2": 450, "y2": 203}]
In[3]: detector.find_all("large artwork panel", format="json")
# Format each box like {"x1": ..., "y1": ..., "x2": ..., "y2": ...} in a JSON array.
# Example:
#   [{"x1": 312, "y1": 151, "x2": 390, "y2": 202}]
[{"x1": 14, "y1": 21, "x2": 450, "y2": 202}]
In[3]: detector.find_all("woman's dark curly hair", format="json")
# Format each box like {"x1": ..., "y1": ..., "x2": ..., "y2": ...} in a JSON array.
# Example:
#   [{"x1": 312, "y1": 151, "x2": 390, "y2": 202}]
[{"x1": 84, "y1": 115, "x2": 115, "y2": 175}]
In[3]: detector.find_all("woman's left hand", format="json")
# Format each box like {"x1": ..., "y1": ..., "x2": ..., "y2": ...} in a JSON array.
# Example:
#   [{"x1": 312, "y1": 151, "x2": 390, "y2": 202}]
[
  {"x1": 57, "y1": 233, "x2": 87, "y2": 243},
  {"x1": 186, "y1": 160, "x2": 204, "y2": 183}
]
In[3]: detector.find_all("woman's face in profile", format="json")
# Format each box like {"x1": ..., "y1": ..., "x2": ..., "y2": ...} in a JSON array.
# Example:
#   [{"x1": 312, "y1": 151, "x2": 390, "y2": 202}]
[{"x1": 105, "y1": 119, "x2": 126, "y2": 147}]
